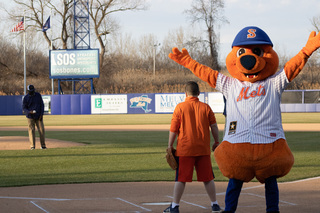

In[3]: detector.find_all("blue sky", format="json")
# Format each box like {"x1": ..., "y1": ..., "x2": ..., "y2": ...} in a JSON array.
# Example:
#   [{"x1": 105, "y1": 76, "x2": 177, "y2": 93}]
[{"x1": 115, "y1": 0, "x2": 320, "y2": 61}]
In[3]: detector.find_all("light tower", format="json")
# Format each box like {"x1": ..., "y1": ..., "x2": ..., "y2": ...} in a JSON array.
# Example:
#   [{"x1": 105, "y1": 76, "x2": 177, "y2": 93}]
[
  {"x1": 59, "y1": 0, "x2": 95, "y2": 94},
  {"x1": 74, "y1": 0, "x2": 90, "y2": 49}
]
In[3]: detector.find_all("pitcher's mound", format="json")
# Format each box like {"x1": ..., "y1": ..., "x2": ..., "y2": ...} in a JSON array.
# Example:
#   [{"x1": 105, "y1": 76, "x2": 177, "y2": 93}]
[{"x1": 0, "y1": 136, "x2": 85, "y2": 150}]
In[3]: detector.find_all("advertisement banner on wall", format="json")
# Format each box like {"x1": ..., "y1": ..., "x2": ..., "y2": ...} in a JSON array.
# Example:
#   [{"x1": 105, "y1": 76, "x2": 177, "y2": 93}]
[
  {"x1": 127, "y1": 94, "x2": 155, "y2": 114},
  {"x1": 207, "y1": 92, "x2": 225, "y2": 113},
  {"x1": 155, "y1": 93, "x2": 205, "y2": 113},
  {"x1": 91, "y1": 94, "x2": 127, "y2": 114},
  {"x1": 42, "y1": 95, "x2": 51, "y2": 114},
  {"x1": 50, "y1": 49, "x2": 100, "y2": 79}
]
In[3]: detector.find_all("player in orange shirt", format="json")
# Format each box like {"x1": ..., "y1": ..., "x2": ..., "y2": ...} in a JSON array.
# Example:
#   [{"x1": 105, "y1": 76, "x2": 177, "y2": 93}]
[{"x1": 164, "y1": 81, "x2": 222, "y2": 213}]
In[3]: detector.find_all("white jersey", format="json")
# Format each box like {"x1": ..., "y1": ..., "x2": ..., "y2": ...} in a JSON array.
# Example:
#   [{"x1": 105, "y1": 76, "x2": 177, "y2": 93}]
[{"x1": 216, "y1": 69, "x2": 289, "y2": 144}]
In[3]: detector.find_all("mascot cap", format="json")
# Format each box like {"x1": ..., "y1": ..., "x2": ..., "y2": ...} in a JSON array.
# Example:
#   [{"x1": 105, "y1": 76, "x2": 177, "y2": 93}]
[{"x1": 232, "y1": 26, "x2": 273, "y2": 47}]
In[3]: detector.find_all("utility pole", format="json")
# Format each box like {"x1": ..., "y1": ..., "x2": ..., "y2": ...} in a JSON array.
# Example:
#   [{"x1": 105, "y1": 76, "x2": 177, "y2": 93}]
[{"x1": 153, "y1": 43, "x2": 160, "y2": 77}]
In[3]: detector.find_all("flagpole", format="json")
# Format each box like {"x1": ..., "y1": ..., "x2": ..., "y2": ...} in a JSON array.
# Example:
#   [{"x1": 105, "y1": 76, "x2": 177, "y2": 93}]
[
  {"x1": 50, "y1": 10, "x2": 54, "y2": 95},
  {"x1": 23, "y1": 14, "x2": 26, "y2": 95}
]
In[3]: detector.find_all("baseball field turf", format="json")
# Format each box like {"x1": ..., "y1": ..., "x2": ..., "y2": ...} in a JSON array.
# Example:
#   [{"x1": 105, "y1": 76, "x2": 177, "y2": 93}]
[
  {"x1": 0, "y1": 113, "x2": 319, "y2": 187},
  {"x1": 1, "y1": 112, "x2": 320, "y2": 126}
]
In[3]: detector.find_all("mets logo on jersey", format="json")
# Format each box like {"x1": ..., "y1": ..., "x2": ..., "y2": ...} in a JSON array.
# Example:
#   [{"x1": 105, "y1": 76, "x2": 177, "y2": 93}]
[
  {"x1": 228, "y1": 121, "x2": 237, "y2": 135},
  {"x1": 237, "y1": 85, "x2": 266, "y2": 102}
]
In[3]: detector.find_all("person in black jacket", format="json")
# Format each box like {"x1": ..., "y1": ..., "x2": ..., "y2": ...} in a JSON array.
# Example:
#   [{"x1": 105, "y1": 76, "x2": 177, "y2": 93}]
[{"x1": 22, "y1": 85, "x2": 46, "y2": 150}]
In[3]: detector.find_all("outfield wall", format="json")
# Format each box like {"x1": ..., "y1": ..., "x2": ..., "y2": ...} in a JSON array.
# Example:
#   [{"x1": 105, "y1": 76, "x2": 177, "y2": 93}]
[{"x1": 0, "y1": 90, "x2": 319, "y2": 115}]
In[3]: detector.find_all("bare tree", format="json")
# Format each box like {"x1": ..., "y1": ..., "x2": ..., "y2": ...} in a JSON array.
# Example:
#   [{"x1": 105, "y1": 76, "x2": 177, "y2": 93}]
[
  {"x1": 310, "y1": 16, "x2": 320, "y2": 32},
  {"x1": 88, "y1": 0, "x2": 148, "y2": 69},
  {"x1": 160, "y1": 27, "x2": 204, "y2": 69},
  {"x1": 48, "y1": 0, "x2": 74, "y2": 49},
  {"x1": 310, "y1": 15, "x2": 320, "y2": 58},
  {"x1": 5, "y1": 0, "x2": 148, "y2": 65},
  {"x1": 4, "y1": 0, "x2": 74, "y2": 50},
  {"x1": 184, "y1": 0, "x2": 228, "y2": 70}
]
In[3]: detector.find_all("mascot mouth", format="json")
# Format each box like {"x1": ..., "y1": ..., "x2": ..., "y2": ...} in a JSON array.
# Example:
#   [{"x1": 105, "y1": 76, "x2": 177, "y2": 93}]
[{"x1": 244, "y1": 71, "x2": 260, "y2": 79}]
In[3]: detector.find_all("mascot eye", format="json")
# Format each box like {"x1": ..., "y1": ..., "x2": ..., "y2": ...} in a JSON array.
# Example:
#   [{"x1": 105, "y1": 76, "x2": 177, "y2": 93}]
[
  {"x1": 237, "y1": 48, "x2": 246, "y2": 57},
  {"x1": 252, "y1": 48, "x2": 264, "y2": 56}
]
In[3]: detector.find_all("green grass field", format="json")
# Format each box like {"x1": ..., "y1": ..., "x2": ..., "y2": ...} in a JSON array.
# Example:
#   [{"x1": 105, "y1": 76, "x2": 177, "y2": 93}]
[
  {"x1": 0, "y1": 112, "x2": 320, "y2": 126},
  {"x1": 0, "y1": 113, "x2": 319, "y2": 187}
]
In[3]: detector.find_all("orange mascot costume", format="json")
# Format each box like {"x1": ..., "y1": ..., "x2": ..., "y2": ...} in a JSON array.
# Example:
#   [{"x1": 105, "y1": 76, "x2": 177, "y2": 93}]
[{"x1": 169, "y1": 26, "x2": 320, "y2": 213}]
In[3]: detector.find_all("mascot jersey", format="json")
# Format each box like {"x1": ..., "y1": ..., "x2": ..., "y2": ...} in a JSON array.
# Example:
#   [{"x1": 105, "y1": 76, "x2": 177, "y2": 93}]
[{"x1": 216, "y1": 70, "x2": 287, "y2": 144}]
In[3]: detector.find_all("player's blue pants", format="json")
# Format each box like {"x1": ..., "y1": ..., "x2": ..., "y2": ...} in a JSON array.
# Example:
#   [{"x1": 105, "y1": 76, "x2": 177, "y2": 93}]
[{"x1": 224, "y1": 176, "x2": 279, "y2": 213}]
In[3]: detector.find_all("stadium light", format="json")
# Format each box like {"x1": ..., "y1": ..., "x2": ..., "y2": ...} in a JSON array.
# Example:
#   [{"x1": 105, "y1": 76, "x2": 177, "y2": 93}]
[{"x1": 153, "y1": 43, "x2": 160, "y2": 77}]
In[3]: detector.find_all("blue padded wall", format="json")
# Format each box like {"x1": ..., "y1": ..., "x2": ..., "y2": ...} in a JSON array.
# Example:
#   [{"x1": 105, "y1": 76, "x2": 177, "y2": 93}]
[
  {"x1": 71, "y1": 95, "x2": 81, "y2": 114},
  {"x1": 61, "y1": 95, "x2": 71, "y2": 115},
  {"x1": 0, "y1": 96, "x2": 23, "y2": 115},
  {"x1": 51, "y1": 95, "x2": 61, "y2": 115},
  {"x1": 80, "y1": 94, "x2": 91, "y2": 114}
]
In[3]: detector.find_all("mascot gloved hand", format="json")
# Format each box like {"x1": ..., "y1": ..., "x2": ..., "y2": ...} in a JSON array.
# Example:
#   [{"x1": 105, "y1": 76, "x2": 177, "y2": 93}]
[
  {"x1": 285, "y1": 31, "x2": 320, "y2": 81},
  {"x1": 169, "y1": 47, "x2": 219, "y2": 88},
  {"x1": 302, "y1": 31, "x2": 320, "y2": 56},
  {"x1": 169, "y1": 48, "x2": 193, "y2": 66},
  {"x1": 169, "y1": 26, "x2": 320, "y2": 213}
]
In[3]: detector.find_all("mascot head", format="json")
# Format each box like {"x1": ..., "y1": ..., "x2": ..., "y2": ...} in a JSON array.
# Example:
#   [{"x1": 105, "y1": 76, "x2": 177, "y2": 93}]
[{"x1": 226, "y1": 26, "x2": 279, "y2": 83}]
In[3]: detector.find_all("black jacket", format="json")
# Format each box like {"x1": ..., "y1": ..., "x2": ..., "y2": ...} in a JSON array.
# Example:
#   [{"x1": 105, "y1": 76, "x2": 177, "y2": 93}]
[{"x1": 22, "y1": 92, "x2": 44, "y2": 119}]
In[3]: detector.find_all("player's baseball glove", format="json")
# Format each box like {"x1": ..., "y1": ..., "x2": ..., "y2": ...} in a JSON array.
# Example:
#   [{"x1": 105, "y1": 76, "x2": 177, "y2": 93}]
[{"x1": 166, "y1": 148, "x2": 178, "y2": 170}]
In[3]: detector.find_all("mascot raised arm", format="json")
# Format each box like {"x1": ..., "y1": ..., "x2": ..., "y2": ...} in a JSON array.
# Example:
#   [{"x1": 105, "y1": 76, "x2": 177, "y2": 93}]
[{"x1": 169, "y1": 26, "x2": 320, "y2": 213}]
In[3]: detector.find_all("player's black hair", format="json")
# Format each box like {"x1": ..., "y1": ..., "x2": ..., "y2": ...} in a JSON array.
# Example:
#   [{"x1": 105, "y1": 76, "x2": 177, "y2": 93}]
[{"x1": 185, "y1": 81, "x2": 200, "y2": 96}]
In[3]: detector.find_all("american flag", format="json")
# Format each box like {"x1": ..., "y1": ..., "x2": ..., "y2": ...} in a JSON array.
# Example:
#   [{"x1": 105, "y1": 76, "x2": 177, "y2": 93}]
[{"x1": 10, "y1": 17, "x2": 24, "y2": 32}]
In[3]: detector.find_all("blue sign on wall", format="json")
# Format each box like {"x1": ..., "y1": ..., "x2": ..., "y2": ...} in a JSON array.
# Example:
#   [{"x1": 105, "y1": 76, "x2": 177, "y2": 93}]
[{"x1": 127, "y1": 94, "x2": 155, "y2": 114}]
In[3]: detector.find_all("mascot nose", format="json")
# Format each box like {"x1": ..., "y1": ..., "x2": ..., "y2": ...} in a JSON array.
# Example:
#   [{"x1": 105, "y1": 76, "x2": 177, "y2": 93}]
[{"x1": 240, "y1": 55, "x2": 256, "y2": 70}]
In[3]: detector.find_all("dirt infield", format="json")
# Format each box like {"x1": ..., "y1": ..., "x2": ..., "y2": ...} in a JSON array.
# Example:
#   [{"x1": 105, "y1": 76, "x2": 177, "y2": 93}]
[
  {"x1": 0, "y1": 136, "x2": 85, "y2": 150},
  {"x1": 0, "y1": 124, "x2": 319, "y2": 212},
  {"x1": 0, "y1": 178, "x2": 319, "y2": 213}
]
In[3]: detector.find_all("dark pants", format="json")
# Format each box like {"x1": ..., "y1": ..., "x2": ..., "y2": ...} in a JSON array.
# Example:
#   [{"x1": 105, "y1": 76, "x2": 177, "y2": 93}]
[{"x1": 224, "y1": 176, "x2": 279, "y2": 213}]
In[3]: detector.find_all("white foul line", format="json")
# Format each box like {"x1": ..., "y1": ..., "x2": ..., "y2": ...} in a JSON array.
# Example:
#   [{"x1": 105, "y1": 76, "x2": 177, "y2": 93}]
[
  {"x1": 278, "y1": 176, "x2": 320, "y2": 184},
  {"x1": 0, "y1": 196, "x2": 152, "y2": 212},
  {"x1": 237, "y1": 176, "x2": 320, "y2": 191},
  {"x1": 166, "y1": 196, "x2": 208, "y2": 209},
  {"x1": 116, "y1": 197, "x2": 152, "y2": 212},
  {"x1": 30, "y1": 201, "x2": 50, "y2": 213},
  {"x1": 243, "y1": 193, "x2": 297, "y2": 206},
  {"x1": 0, "y1": 196, "x2": 71, "y2": 201},
  {"x1": 142, "y1": 202, "x2": 171, "y2": 206}
]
